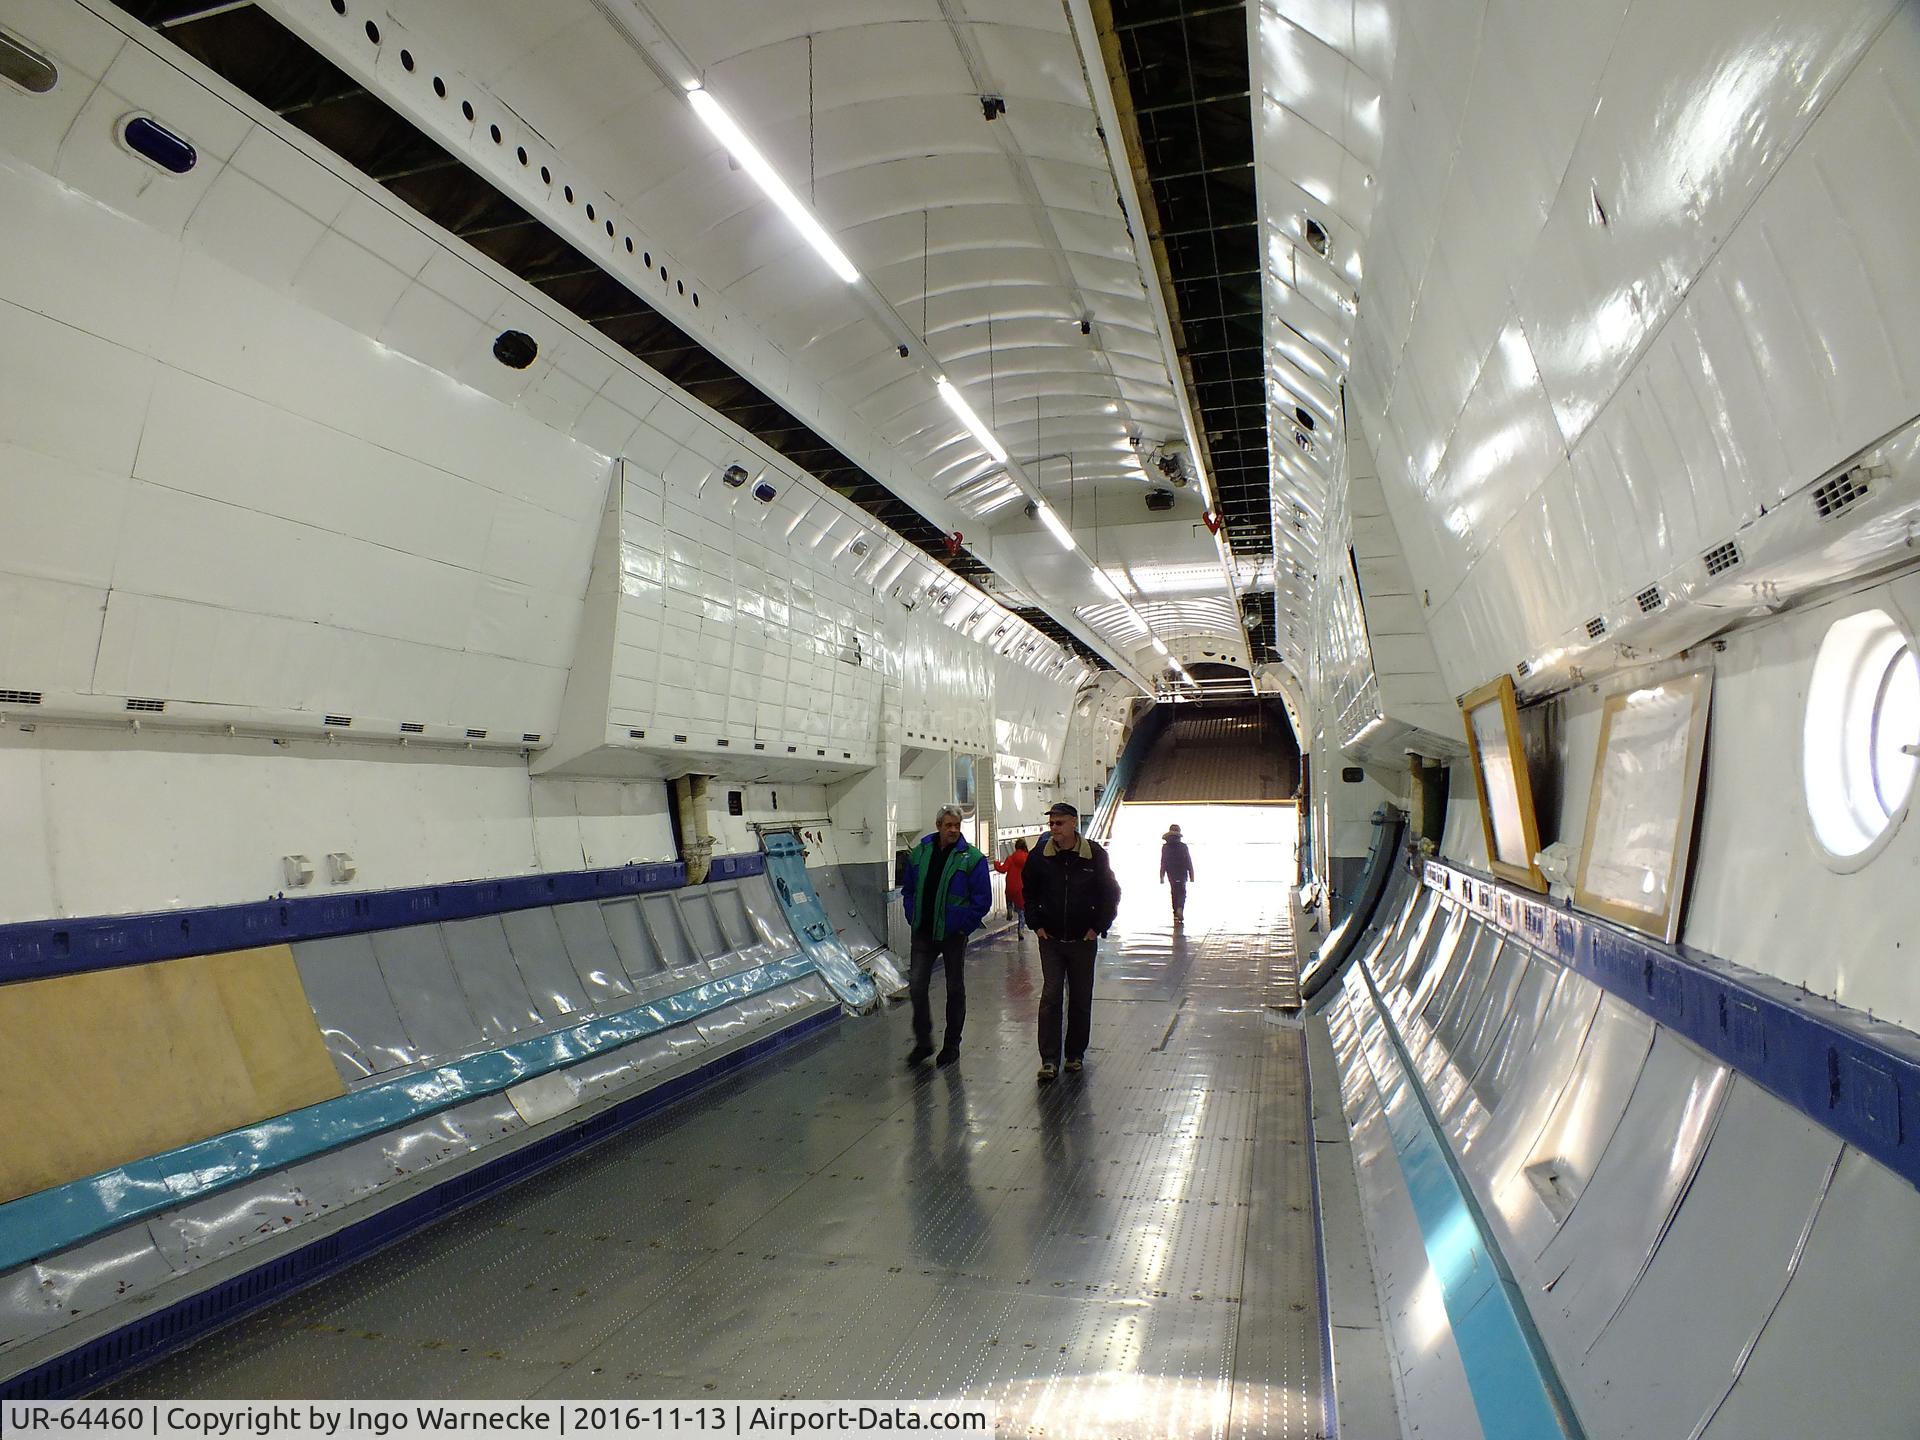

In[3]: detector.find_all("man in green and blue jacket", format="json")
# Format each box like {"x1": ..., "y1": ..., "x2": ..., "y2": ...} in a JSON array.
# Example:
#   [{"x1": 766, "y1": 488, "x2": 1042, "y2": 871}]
[{"x1": 901, "y1": 806, "x2": 993, "y2": 1067}]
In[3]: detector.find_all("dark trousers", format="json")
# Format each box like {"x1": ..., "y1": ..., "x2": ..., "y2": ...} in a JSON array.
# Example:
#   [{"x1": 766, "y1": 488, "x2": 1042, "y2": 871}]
[
  {"x1": 909, "y1": 930, "x2": 968, "y2": 1047},
  {"x1": 1169, "y1": 880, "x2": 1188, "y2": 916},
  {"x1": 1038, "y1": 936, "x2": 1098, "y2": 1063}
]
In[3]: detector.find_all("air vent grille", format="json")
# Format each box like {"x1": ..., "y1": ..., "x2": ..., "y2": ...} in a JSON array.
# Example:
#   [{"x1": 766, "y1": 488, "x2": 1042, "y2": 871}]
[
  {"x1": 0, "y1": 689, "x2": 43, "y2": 705},
  {"x1": 1702, "y1": 540, "x2": 1742, "y2": 576},
  {"x1": 322, "y1": 714, "x2": 352, "y2": 727},
  {"x1": 628, "y1": 728, "x2": 646, "y2": 739},
  {"x1": 125, "y1": 698, "x2": 165, "y2": 713},
  {"x1": 465, "y1": 728, "x2": 487, "y2": 739},
  {"x1": 521, "y1": 733, "x2": 541, "y2": 743},
  {"x1": 1585, "y1": 616, "x2": 1608, "y2": 640},
  {"x1": 1515, "y1": 660, "x2": 1533, "y2": 678},
  {"x1": 1814, "y1": 468, "x2": 1869, "y2": 520},
  {"x1": 400, "y1": 721, "x2": 425, "y2": 734},
  {"x1": 1635, "y1": 585, "x2": 1665, "y2": 614}
]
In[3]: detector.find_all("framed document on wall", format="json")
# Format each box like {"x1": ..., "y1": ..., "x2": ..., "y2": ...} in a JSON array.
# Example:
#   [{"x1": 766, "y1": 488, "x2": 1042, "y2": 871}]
[
  {"x1": 1461, "y1": 675, "x2": 1548, "y2": 892},
  {"x1": 1574, "y1": 670, "x2": 1713, "y2": 943}
]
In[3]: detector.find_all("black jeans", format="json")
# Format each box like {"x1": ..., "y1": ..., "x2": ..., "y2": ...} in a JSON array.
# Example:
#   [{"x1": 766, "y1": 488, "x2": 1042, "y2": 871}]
[
  {"x1": 1169, "y1": 879, "x2": 1188, "y2": 915},
  {"x1": 909, "y1": 930, "x2": 968, "y2": 1048},
  {"x1": 1038, "y1": 936, "x2": 1098, "y2": 1063}
]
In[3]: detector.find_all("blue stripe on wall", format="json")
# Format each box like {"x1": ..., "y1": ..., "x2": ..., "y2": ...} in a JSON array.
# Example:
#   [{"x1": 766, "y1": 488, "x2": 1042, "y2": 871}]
[{"x1": 0, "y1": 854, "x2": 768, "y2": 987}]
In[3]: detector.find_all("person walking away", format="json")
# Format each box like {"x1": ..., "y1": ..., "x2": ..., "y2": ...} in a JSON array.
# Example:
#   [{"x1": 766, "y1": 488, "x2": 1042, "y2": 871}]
[
  {"x1": 993, "y1": 838, "x2": 1031, "y2": 935},
  {"x1": 1022, "y1": 802, "x2": 1121, "y2": 1081},
  {"x1": 901, "y1": 806, "x2": 992, "y2": 1067},
  {"x1": 1159, "y1": 824, "x2": 1195, "y2": 923}
]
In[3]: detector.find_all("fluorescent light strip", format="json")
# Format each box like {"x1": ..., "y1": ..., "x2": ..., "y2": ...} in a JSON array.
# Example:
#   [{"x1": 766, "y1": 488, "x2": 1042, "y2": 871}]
[
  {"x1": 936, "y1": 378, "x2": 1009, "y2": 464},
  {"x1": 1035, "y1": 503, "x2": 1074, "y2": 551},
  {"x1": 1151, "y1": 638, "x2": 1169, "y2": 657},
  {"x1": 1091, "y1": 569, "x2": 1125, "y2": 603},
  {"x1": 687, "y1": 88, "x2": 860, "y2": 284}
]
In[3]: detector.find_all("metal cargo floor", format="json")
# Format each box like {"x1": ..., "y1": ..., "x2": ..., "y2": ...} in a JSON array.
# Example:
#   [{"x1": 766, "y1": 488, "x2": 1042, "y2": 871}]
[{"x1": 105, "y1": 898, "x2": 1324, "y2": 1439}]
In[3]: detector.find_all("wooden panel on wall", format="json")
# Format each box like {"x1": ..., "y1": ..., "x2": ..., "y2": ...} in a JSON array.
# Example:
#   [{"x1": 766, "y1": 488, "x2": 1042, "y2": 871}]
[{"x1": 0, "y1": 945, "x2": 344, "y2": 1205}]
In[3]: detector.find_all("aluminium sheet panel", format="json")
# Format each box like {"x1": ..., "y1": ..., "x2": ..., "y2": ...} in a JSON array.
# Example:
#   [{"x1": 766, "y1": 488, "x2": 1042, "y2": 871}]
[
  {"x1": 707, "y1": 882, "x2": 757, "y2": 952},
  {"x1": 145, "y1": 1172, "x2": 312, "y2": 1271},
  {"x1": 640, "y1": 892, "x2": 698, "y2": 970},
  {"x1": 810, "y1": 865, "x2": 884, "y2": 958},
  {"x1": 1428, "y1": 930, "x2": 1507, "y2": 1067},
  {"x1": 1380, "y1": 889, "x2": 1445, "y2": 994},
  {"x1": 1448, "y1": 940, "x2": 1533, "y2": 1085},
  {"x1": 291, "y1": 934, "x2": 415, "y2": 1080},
  {"x1": 694, "y1": 1002, "x2": 752, "y2": 1047},
  {"x1": 499, "y1": 907, "x2": 590, "y2": 1019},
  {"x1": 675, "y1": 890, "x2": 731, "y2": 962},
  {"x1": 371, "y1": 925, "x2": 485, "y2": 1065},
  {"x1": 1451, "y1": 970, "x2": 1601, "y2": 1201},
  {"x1": 1699, "y1": 1145, "x2": 1920, "y2": 1439},
  {"x1": 787, "y1": 975, "x2": 831, "y2": 1007},
  {"x1": 0, "y1": 1228, "x2": 175, "y2": 1351},
  {"x1": 599, "y1": 897, "x2": 667, "y2": 987},
  {"x1": 1365, "y1": 888, "x2": 1425, "y2": 992},
  {"x1": 739, "y1": 873, "x2": 801, "y2": 957},
  {"x1": 1496, "y1": 996, "x2": 1656, "y2": 1260},
  {"x1": 1447, "y1": 958, "x2": 1566, "y2": 1134},
  {"x1": 561, "y1": 1048, "x2": 643, "y2": 1103},
  {"x1": 1397, "y1": 907, "x2": 1472, "y2": 1021},
  {"x1": 1577, "y1": 1078, "x2": 1841, "y2": 1439},
  {"x1": 440, "y1": 915, "x2": 546, "y2": 1042},
  {"x1": 552, "y1": 902, "x2": 632, "y2": 1007},
  {"x1": 1530, "y1": 1032, "x2": 1731, "y2": 1358}
]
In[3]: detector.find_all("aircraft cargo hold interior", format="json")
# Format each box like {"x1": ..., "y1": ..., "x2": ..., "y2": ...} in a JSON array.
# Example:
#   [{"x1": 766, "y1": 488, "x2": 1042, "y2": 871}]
[{"x1": 5, "y1": 0, "x2": 1920, "y2": 1436}]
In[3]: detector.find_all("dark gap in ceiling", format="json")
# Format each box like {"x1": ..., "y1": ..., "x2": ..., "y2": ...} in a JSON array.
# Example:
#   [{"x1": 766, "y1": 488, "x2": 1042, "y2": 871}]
[
  {"x1": 1108, "y1": 0, "x2": 1275, "y2": 664},
  {"x1": 1011, "y1": 608, "x2": 1103, "y2": 668},
  {"x1": 109, "y1": 0, "x2": 1112, "y2": 669}
]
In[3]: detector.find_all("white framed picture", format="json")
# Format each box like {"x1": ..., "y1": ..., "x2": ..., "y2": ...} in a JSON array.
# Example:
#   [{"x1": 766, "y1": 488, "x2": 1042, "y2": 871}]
[{"x1": 1574, "y1": 670, "x2": 1714, "y2": 942}]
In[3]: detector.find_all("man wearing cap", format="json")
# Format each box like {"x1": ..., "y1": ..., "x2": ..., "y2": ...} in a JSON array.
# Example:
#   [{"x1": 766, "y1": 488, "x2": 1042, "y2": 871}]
[
  {"x1": 1159, "y1": 824, "x2": 1195, "y2": 923},
  {"x1": 1021, "y1": 802, "x2": 1122, "y2": 1081},
  {"x1": 901, "y1": 805, "x2": 993, "y2": 1068}
]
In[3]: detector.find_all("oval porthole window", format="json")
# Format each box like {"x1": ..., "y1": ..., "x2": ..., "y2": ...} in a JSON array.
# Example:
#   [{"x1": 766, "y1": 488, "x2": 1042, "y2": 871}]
[
  {"x1": 1804, "y1": 607, "x2": 1920, "y2": 864},
  {"x1": 124, "y1": 116, "x2": 196, "y2": 174},
  {"x1": 0, "y1": 30, "x2": 58, "y2": 93}
]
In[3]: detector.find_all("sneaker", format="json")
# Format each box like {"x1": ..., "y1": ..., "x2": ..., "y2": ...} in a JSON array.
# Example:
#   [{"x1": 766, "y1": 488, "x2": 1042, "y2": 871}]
[
  {"x1": 905, "y1": 1043, "x2": 934, "y2": 1067},
  {"x1": 936, "y1": 1046, "x2": 960, "y2": 1066},
  {"x1": 1037, "y1": 1061, "x2": 1058, "y2": 1082},
  {"x1": 1064, "y1": 1057, "x2": 1083, "y2": 1074}
]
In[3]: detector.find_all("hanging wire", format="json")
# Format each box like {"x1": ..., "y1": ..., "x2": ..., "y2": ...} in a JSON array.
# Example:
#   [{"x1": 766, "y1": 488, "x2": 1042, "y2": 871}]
[
  {"x1": 807, "y1": 34, "x2": 815, "y2": 205},
  {"x1": 987, "y1": 311, "x2": 994, "y2": 429}
]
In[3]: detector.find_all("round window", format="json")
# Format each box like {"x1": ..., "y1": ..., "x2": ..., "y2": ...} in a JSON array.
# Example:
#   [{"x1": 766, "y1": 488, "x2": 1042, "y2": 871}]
[{"x1": 1804, "y1": 607, "x2": 1920, "y2": 862}]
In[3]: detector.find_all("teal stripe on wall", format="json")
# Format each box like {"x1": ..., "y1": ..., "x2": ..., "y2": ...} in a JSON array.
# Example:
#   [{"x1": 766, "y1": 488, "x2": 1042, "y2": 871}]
[{"x1": 0, "y1": 955, "x2": 821, "y2": 1272}]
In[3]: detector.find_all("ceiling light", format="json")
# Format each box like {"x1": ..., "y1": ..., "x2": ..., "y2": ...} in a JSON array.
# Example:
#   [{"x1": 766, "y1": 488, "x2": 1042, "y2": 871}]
[
  {"x1": 1151, "y1": 638, "x2": 1169, "y2": 657},
  {"x1": 1035, "y1": 503, "x2": 1074, "y2": 551},
  {"x1": 686, "y1": 87, "x2": 860, "y2": 283},
  {"x1": 1091, "y1": 569, "x2": 1125, "y2": 602},
  {"x1": 936, "y1": 377, "x2": 1008, "y2": 464}
]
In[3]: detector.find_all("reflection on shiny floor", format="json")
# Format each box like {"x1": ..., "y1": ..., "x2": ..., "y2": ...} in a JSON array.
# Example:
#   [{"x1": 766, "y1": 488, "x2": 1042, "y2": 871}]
[{"x1": 109, "y1": 864, "x2": 1321, "y2": 1438}]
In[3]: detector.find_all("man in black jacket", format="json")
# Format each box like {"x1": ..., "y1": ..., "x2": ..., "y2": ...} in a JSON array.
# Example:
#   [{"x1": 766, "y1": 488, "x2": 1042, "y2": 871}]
[{"x1": 1021, "y1": 802, "x2": 1121, "y2": 1081}]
